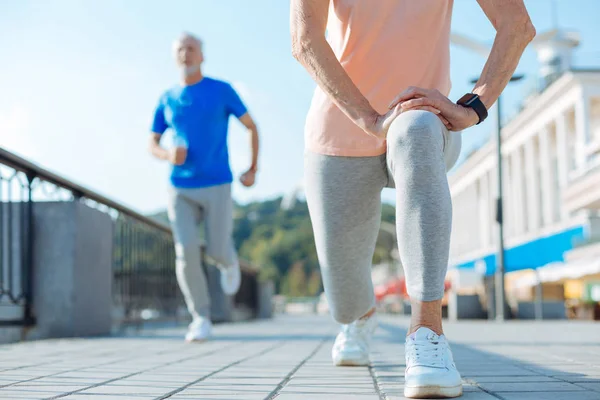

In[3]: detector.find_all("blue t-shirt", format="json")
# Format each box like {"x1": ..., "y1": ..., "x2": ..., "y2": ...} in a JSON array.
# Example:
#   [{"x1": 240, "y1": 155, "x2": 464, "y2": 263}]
[{"x1": 151, "y1": 77, "x2": 248, "y2": 188}]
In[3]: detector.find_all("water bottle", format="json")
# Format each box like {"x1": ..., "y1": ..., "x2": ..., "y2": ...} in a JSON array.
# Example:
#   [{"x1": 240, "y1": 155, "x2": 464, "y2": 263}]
[{"x1": 172, "y1": 134, "x2": 188, "y2": 165}]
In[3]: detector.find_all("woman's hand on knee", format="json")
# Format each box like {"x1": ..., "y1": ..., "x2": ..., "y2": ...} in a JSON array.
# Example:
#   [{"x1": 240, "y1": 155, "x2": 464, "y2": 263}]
[
  {"x1": 364, "y1": 99, "x2": 444, "y2": 139},
  {"x1": 363, "y1": 104, "x2": 402, "y2": 139},
  {"x1": 388, "y1": 86, "x2": 478, "y2": 131}
]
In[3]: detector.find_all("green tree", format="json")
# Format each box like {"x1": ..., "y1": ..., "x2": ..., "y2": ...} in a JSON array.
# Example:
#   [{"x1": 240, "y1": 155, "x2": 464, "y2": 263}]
[
  {"x1": 306, "y1": 269, "x2": 322, "y2": 296},
  {"x1": 282, "y1": 262, "x2": 307, "y2": 297}
]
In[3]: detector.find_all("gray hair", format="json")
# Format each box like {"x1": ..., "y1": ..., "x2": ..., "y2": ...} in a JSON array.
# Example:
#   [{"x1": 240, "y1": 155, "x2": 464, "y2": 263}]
[{"x1": 172, "y1": 32, "x2": 203, "y2": 52}]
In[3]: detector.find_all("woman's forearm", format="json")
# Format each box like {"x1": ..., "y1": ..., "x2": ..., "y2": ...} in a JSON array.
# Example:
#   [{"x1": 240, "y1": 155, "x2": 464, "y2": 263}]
[
  {"x1": 473, "y1": 8, "x2": 536, "y2": 108},
  {"x1": 292, "y1": 33, "x2": 377, "y2": 132}
]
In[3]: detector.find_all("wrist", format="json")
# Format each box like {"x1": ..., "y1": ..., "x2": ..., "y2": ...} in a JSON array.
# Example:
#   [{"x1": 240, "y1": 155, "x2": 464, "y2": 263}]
[
  {"x1": 457, "y1": 93, "x2": 488, "y2": 125},
  {"x1": 359, "y1": 109, "x2": 380, "y2": 134},
  {"x1": 472, "y1": 88, "x2": 494, "y2": 110},
  {"x1": 465, "y1": 107, "x2": 480, "y2": 127}
]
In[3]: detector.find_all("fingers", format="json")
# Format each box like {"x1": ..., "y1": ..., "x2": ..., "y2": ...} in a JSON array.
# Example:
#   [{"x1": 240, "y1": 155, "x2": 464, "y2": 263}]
[
  {"x1": 388, "y1": 86, "x2": 429, "y2": 109},
  {"x1": 406, "y1": 105, "x2": 440, "y2": 115},
  {"x1": 399, "y1": 105, "x2": 451, "y2": 129},
  {"x1": 380, "y1": 103, "x2": 403, "y2": 136},
  {"x1": 400, "y1": 97, "x2": 439, "y2": 111},
  {"x1": 437, "y1": 114, "x2": 452, "y2": 129},
  {"x1": 240, "y1": 172, "x2": 256, "y2": 187},
  {"x1": 391, "y1": 102, "x2": 404, "y2": 118}
]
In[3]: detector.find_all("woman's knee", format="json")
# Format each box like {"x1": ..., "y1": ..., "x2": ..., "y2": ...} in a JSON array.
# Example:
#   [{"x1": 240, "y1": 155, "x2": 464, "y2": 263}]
[{"x1": 388, "y1": 110, "x2": 444, "y2": 151}]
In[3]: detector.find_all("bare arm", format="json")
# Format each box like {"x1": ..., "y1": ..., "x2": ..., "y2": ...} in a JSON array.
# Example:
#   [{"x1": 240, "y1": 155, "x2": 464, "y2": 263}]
[
  {"x1": 148, "y1": 133, "x2": 169, "y2": 160},
  {"x1": 290, "y1": 0, "x2": 411, "y2": 137},
  {"x1": 238, "y1": 113, "x2": 259, "y2": 172},
  {"x1": 473, "y1": 0, "x2": 536, "y2": 108},
  {"x1": 237, "y1": 113, "x2": 259, "y2": 187},
  {"x1": 291, "y1": 0, "x2": 373, "y2": 131},
  {"x1": 390, "y1": 0, "x2": 535, "y2": 131},
  {"x1": 148, "y1": 133, "x2": 186, "y2": 165}
]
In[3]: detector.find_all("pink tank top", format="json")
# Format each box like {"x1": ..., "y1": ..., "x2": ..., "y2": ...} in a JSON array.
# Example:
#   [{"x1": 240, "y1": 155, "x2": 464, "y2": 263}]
[{"x1": 304, "y1": 0, "x2": 454, "y2": 157}]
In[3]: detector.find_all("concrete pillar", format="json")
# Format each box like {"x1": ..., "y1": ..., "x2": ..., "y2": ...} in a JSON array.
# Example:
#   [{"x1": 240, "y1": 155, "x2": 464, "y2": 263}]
[
  {"x1": 506, "y1": 154, "x2": 515, "y2": 238},
  {"x1": 525, "y1": 137, "x2": 541, "y2": 232},
  {"x1": 555, "y1": 111, "x2": 570, "y2": 220},
  {"x1": 502, "y1": 156, "x2": 511, "y2": 238},
  {"x1": 479, "y1": 174, "x2": 491, "y2": 247},
  {"x1": 29, "y1": 202, "x2": 113, "y2": 340},
  {"x1": 257, "y1": 280, "x2": 275, "y2": 319},
  {"x1": 513, "y1": 147, "x2": 525, "y2": 235},
  {"x1": 488, "y1": 168, "x2": 499, "y2": 245},
  {"x1": 575, "y1": 91, "x2": 591, "y2": 171},
  {"x1": 539, "y1": 126, "x2": 554, "y2": 226}
]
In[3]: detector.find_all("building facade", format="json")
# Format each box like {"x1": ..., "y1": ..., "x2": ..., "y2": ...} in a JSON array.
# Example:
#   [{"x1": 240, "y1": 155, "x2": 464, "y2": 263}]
[{"x1": 449, "y1": 68, "x2": 600, "y2": 276}]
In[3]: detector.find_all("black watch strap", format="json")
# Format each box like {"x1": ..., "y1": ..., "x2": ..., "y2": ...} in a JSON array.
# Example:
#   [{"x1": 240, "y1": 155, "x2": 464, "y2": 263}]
[{"x1": 457, "y1": 93, "x2": 488, "y2": 125}]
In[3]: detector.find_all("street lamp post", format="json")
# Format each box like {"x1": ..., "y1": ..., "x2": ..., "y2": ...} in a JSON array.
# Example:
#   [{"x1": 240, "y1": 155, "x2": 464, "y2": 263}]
[{"x1": 471, "y1": 74, "x2": 524, "y2": 321}]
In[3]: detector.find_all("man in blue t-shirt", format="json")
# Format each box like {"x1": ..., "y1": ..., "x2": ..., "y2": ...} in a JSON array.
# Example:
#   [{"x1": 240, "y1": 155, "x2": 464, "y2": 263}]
[{"x1": 149, "y1": 32, "x2": 259, "y2": 342}]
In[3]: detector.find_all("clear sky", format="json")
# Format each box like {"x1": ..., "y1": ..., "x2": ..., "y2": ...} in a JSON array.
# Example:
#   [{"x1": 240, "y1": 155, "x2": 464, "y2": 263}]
[{"x1": 2, "y1": 0, "x2": 600, "y2": 214}]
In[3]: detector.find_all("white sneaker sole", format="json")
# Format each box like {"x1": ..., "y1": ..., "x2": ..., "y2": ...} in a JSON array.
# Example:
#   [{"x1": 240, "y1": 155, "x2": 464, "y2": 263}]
[
  {"x1": 332, "y1": 354, "x2": 370, "y2": 367},
  {"x1": 404, "y1": 384, "x2": 463, "y2": 399},
  {"x1": 185, "y1": 337, "x2": 209, "y2": 343}
]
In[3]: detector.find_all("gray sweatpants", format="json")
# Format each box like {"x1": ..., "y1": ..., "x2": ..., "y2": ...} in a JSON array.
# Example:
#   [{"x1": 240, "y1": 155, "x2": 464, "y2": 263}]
[
  {"x1": 167, "y1": 183, "x2": 237, "y2": 320},
  {"x1": 305, "y1": 110, "x2": 461, "y2": 324}
]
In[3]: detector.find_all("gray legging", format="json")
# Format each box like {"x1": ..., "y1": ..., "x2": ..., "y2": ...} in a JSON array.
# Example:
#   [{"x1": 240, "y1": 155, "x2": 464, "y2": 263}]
[
  {"x1": 305, "y1": 110, "x2": 461, "y2": 324},
  {"x1": 167, "y1": 183, "x2": 238, "y2": 321}
]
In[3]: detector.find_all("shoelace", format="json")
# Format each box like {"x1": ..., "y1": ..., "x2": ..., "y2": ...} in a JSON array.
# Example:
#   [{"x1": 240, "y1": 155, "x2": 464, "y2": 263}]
[{"x1": 407, "y1": 338, "x2": 445, "y2": 368}]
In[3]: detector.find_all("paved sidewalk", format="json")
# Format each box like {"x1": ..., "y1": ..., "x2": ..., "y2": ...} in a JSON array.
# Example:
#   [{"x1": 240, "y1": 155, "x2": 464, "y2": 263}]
[{"x1": 0, "y1": 315, "x2": 599, "y2": 399}]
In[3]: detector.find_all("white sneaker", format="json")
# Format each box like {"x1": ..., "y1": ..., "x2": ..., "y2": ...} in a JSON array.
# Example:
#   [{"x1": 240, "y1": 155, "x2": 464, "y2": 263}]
[
  {"x1": 185, "y1": 318, "x2": 212, "y2": 342},
  {"x1": 404, "y1": 327, "x2": 462, "y2": 398},
  {"x1": 218, "y1": 263, "x2": 241, "y2": 296},
  {"x1": 332, "y1": 314, "x2": 377, "y2": 366}
]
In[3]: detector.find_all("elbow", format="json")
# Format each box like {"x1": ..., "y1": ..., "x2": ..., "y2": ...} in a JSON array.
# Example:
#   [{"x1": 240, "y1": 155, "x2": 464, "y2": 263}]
[
  {"x1": 501, "y1": 16, "x2": 536, "y2": 44},
  {"x1": 291, "y1": 31, "x2": 315, "y2": 63},
  {"x1": 291, "y1": 37, "x2": 306, "y2": 62},
  {"x1": 148, "y1": 138, "x2": 159, "y2": 154},
  {"x1": 521, "y1": 19, "x2": 536, "y2": 43}
]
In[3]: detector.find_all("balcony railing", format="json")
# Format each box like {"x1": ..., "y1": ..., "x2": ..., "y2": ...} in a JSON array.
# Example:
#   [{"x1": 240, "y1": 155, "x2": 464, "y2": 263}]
[{"x1": 0, "y1": 148, "x2": 181, "y2": 326}]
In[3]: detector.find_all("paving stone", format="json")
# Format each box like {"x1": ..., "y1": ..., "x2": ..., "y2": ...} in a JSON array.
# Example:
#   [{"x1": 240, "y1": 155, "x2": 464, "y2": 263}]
[
  {"x1": 170, "y1": 394, "x2": 271, "y2": 400},
  {"x1": 499, "y1": 392, "x2": 600, "y2": 400},
  {"x1": 63, "y1": 396, "x2": 156, "y2": 400},
  {"x1": 385, "y1": 390, "x2": 498, "y2": 400},
  {"x1": 0, "y1": 315, "x2": 599, "y2": 399},
  {"x1": 477, "y1": 381, "x2": 586, "y2": 392},
  {"x1": 0, "y1": 388, "x2": 68, "y2": 398},
  {"x1": 466, "y1": 375, "x2": 560, "y2": 383},
  {"x1": 78, "y1": 383, "x2": 176, "y2": 396},
  {"x1": 274, "y1": 395, "x2": 379, "y2": 400},
  {"x1": 577, "y1": 382, "x2": 600, "y2": 392}
]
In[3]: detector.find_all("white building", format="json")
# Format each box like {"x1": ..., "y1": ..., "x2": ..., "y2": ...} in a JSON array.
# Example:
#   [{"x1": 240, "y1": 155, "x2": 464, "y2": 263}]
[{"x1": 449, "y1": 30, "x2": 600, "y2": 282}]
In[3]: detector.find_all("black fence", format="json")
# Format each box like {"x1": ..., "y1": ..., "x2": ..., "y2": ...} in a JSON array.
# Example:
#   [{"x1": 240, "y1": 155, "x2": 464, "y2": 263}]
[
  {"x1": 0, "y1": 148, "x2": 183, "y2": 326},
  {"x1": 0, "y1": 159, "x2": 34, "y2": 326},
  {"x1": 113, "y1": 215, "x2": 180, "y2": 323}
]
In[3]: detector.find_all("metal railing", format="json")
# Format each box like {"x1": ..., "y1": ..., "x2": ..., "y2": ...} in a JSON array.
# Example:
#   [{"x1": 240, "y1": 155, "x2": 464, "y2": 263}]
[
  {"x1": 0, "y1": 147, "x2": 182, "y2": 326},
  {"x1": 113, "y1": 215, "x2": 180, "y2": 324},
  {"x1": 0, "y1": 157, "x2": 34, "y2": 326}
]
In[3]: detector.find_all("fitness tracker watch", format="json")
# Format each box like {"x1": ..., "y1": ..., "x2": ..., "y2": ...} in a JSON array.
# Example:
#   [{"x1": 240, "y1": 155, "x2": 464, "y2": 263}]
[{"x1": 457, "y1": 93, "x2": 488, "y2": 125}]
